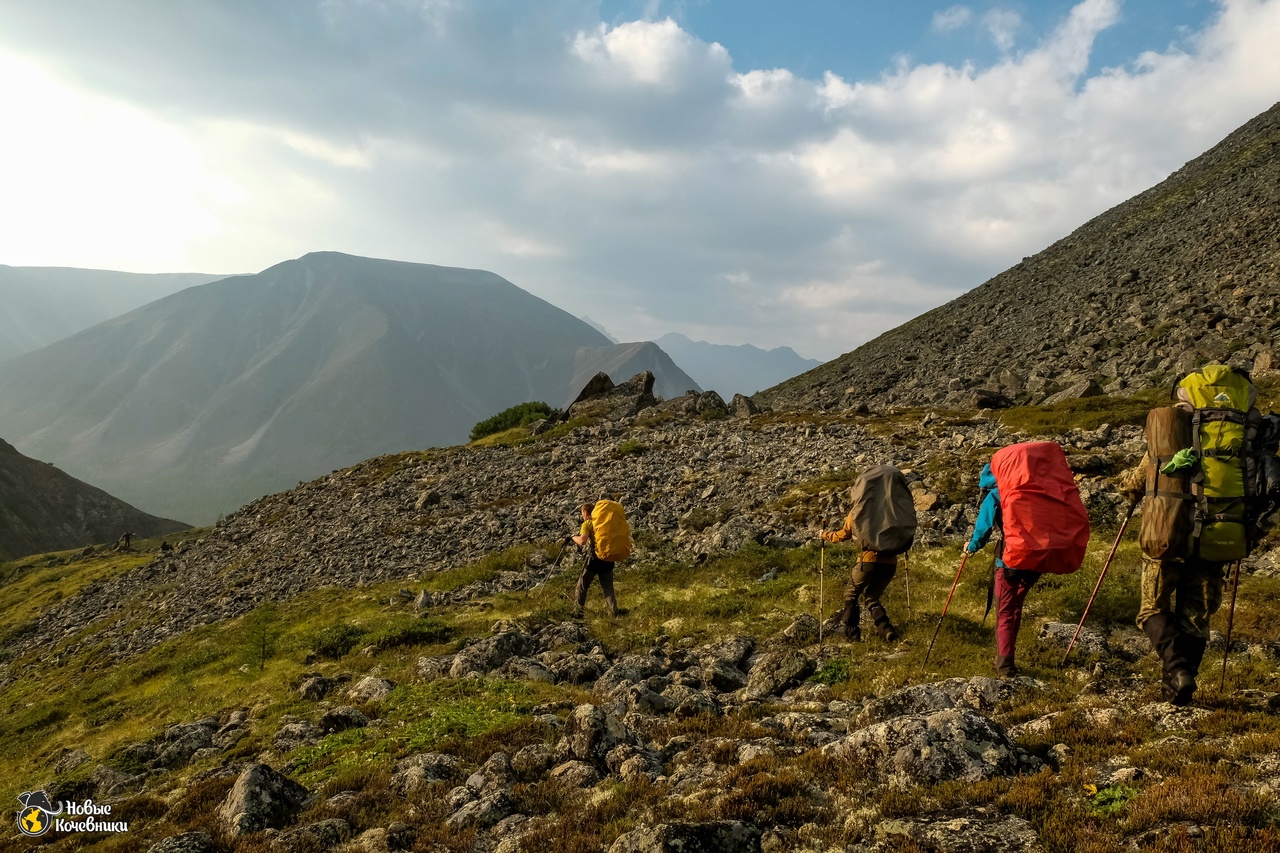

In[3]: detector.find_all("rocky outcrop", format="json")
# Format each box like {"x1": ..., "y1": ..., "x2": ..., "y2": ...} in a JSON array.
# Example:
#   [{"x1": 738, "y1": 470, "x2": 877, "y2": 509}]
[
  {"x1": 216, "y1": 764, "x2": 310, "y2": 836},
  {"x1": 609, "y1": 821, "x2": 762, "y2": 853}
]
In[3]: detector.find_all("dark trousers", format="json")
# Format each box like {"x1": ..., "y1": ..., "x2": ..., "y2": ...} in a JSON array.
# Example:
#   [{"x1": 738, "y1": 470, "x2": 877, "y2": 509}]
[
  {"x1": 840, "y1": 561, "x2": 897, "y2": 637},
  {"x1": 995, "y1": 567, "x2": 1040, "y2": 666},
  {"x1": 575, "y1": 555, "x2": 617, "y2": 615}
]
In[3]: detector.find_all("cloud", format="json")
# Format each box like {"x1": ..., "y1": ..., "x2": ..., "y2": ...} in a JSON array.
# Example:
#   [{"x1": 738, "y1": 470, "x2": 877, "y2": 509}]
[
  {"x1": 983, "y1": 8, "x2": 1025, "y2": 52},
  {"x1": 0, "y1": 0, "x2": 1278, "y2": 360},
  {"x1": 933, "y1": 6, "x2": 973, "y2": 33}
]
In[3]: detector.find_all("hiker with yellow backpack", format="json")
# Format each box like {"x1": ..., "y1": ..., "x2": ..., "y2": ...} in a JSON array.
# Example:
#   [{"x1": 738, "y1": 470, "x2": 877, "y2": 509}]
[
  {"x1": 571, "y1": 499, "x2": 632, "y2": 618},
  {"x1": 1120, "y1": 363, "x2": 1280, "y2": 705}
]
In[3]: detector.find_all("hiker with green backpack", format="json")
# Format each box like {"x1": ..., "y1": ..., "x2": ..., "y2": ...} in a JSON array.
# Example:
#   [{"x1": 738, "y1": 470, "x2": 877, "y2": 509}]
[
  {"x1": 819, "y1": 465, "x2": 917, "y2": 642},
  {"x1": 571, "y1": 499, "x2": 632, "y2": 618},
  {"x1": 1119, "y1": 364, "x2": 1280, "y2": 705}
]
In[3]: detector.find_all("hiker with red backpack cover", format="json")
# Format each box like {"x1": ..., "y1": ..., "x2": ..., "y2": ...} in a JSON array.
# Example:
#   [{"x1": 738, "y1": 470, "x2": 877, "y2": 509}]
[{"x1": 967, "y1": 442, "x2": 1091, "y2": 678}]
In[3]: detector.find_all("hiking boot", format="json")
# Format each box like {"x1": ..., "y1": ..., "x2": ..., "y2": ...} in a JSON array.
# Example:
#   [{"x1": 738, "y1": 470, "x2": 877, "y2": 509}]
[
  {"x1": 1164, "y1": 670, "x2": 1197, "y2": 706},
  {"x1": 571, "y1": 606, "x2": 585, "y2": 620},
  {"x1": 843, "y1": 621, "x2": 861, "y2": 642},
  {"x1": 881, "y1": 627, "x2": 900, "y2": 643},
  {"x1": 995, "y1": 655, "x2": 1018, "y2": 678}
]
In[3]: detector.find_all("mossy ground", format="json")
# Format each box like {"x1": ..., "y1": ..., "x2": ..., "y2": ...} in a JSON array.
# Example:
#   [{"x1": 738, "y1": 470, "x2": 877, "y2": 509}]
[{"x1": 4, "y1": 521, "x2": 1280, "y2": 851}]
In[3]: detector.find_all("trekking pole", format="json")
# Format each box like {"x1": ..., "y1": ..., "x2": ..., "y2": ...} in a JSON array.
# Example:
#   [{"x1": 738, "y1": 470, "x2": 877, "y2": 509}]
[
  {"x1": 922, "y1": 551, "x2": 970, "y2": 670},
  {"x1": 817, "y1": 515, "x2": 827, "y2": 653},
  {"x1": 1220, "y1": 559, "x2": 1243, "y2": 693},
  {"x1": 903, "y1": 551, "x2": 911, "y2": 618},
  {"x1": 1061, "y1": 496, "x2": 1139, "y2": 666}
]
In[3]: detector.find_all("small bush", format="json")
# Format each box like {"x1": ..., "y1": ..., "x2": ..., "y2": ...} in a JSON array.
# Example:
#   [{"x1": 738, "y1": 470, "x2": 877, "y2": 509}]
[
  {"x1": 615, "y1": 439, "x2": 648, "y2": 456},
  {"x1": 470, "y1": 402, "x2": 559, "y2": 441},
  {"x1": 313, "y1": 624, "x2": 369, "y2": 659},
  {"x1": 367, "y1": 615, "x2": 451, "y2": 650}
]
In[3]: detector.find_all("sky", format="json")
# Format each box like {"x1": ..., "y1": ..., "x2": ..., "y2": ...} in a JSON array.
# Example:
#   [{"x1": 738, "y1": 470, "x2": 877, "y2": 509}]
[{"x1": 1, "y1": 0, "x2": 1278, "y2": 361}]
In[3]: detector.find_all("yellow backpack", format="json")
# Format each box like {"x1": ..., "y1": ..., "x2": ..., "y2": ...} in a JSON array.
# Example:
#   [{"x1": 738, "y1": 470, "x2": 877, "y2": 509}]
[
  {"x1": 590, "y1": 500, "x2": 632, "y2": 562},
  {"x1": 1176, "y1": 364, "x2": 1258, "y2": 560}
]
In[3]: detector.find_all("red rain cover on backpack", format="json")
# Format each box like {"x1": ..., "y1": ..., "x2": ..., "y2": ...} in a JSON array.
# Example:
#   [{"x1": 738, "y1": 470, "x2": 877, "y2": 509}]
[{"x1": 991, "y1": 442, "x2": 1090, "y2": 574}]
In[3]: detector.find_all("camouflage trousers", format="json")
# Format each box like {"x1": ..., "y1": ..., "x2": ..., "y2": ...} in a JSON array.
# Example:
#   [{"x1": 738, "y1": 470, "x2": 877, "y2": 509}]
[{"x1": 1135, "y1": 557, "x2": 1227, "y2": 641}]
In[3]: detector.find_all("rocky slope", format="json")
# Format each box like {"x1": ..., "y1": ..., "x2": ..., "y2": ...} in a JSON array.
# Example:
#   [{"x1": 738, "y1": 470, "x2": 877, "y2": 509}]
[
  {"x1": 6, "y1": 383, "x2": 1280, "y2": 852},
  {"x1": 0, "y1": 252, "x2": 699, "y2": 523},
  {"x1": 759, "y1": 100, "x2": 1280, "y2": 412},
  {"x1": 0, "y1": 437, "x2": 187, "y2": 560}
]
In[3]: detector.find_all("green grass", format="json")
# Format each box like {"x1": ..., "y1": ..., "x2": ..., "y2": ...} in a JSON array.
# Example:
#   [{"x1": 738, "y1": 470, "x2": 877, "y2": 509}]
[{"x1": 6, "y1": 516, "x2": 1280, "y2": 851}]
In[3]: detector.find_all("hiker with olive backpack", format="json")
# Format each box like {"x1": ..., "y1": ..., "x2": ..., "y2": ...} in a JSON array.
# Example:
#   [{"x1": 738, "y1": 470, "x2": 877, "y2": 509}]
[
  {"x1": 967, "y1": 442, "x2": 1090, "y2": 678},
  {"x1": 571, "y1": 499, "x2": 632, "y2": 618},
  {"x1": 1118, "y1": 364, "x2": 1280, "y2": 704},
  {"x1": 819, "y1": 465, "x2": 917, "y2": 642}
]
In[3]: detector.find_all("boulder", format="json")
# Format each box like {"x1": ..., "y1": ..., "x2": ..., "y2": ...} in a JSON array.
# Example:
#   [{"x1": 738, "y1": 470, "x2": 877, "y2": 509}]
[
  {"x1": 596, "y1": 654, "x2": 666, "y2": 695},
  {"x1": 319, "y1": 706, "x2": 369, "y2": 733},
  {"x1": 744, "y1": 649, "x2": 814, "y2": 699},
  {"x1": 1041, "y1": 379, "x2": 1104, "y2": 406},
  {"x1": 564, "y1": 704, "x2": 633, "y2": 765},
  {"x1": 731, "y1": 394, "x2": 759, "y2": 417},
  {"x1": 857, "y1": 677, "x2": 1034, "y2": 726},
  {"x1": 445, "y1": 791, "x2": 515, "y2": 830},
  {"x1": 147, "y1": 833, "x2": 216, "y2": 853},
  {"x1": 824, "y1": 708, "x2": 1038, "y2": 787},
  {"x1": 609, "y1": 821, "x2": 762, "y2": 853},
  {"x1": 391, "y1": 753, "x2": 460, "y2": 795},
  {"x1": 216, "y1": 764, "x2": 310, "y2": 836},
  {"x1": 870, "y1": 812, "x2": 1041, "y2": 852},
  {"x1": 566, "y1": 372, "x2": 659, "y2": 421},
  {"x1": 549, "y1": 760, "x2": 603, "y2": 787},
  {"x1": 346, "y1": 676, "x2": 396, "y2": 703},
  {"x1": 273, "y1": 819, "x2": 351, "y2": 851},
  {"x1": 450, "y1": 631, "x2": 533, "y2": 678}
]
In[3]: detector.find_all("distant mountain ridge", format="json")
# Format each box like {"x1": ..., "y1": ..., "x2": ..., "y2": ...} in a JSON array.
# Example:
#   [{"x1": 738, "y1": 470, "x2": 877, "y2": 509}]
[
  {"x1": 655, "y1": 333, "x2": 820, "y2": 399},
  {"x1": 0, "y1": 265, "x2": 225, "y2": 362},
  {"x1": 0, "y1": 252, "x2": 699, "y2": 522},
  {"x1": 759, "y1": 101, "x2": 1280, "y2": 411},
  {"x1": 0, "y1": 437, "x2": 187, "y2": 560}
]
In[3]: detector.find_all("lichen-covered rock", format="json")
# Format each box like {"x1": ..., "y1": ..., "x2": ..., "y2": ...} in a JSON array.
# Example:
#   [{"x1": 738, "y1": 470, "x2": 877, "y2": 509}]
[
  {"x1": 824, "y1": 708, "x2": 1039, "y2": 787},
  {"x1": 512, "y1": 743, "x2": 557, "y2": 781},
  {"x1": 390, "y1": 753, "x2": 460, "y2": 794},
  {"x1": 346, "y1": 676, "x2": 396, "y2": 703},
  {"x1": 860, "y1": 810, "x2": 1041, "y2": 852},
  {"x1": 147, "y1": 833, "x2": 216, "y2": 853},
  {"x1": 216, "y1": 764, "x2": 310, "y2": 836},
  {"x1": 450, "y1": 631, "x2": 533, "y2": 678},
  {"x1": 1039, "y1": 621, "x2": 1106, "y2": 656},
  {"x1": 564, "y1": 704, "x2": 634, "y2": 765},
  {"x1": 608, "y1": 821, "x2": 762, "y2": 853},
  {"x1": 745, "y1": 650, "x2": 814, "y2": 699},
  {"x1": 272, "y1": 818, "x2": 351, "y2": 851},
  {"x1": 446, "y1": 790, "x2": 516, "y2": 830},
  {"x1": 319, "y1": 706, "x2": 369, "y2": 733},
  {"x1": 549, "y1": 760, "x2": 602, "y2": 787},
  {"x1": 857, "y1": 677, "x2": 1036, "y2": 726},
  {"x1": 597, "y1": 655, "x2": 667, "y2": 695}
]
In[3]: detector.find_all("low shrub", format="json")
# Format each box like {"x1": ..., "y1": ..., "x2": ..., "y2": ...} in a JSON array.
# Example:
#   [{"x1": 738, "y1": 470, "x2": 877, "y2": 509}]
[{"x1": 470, "y1": 402, "x2": 559, "y2": 441}]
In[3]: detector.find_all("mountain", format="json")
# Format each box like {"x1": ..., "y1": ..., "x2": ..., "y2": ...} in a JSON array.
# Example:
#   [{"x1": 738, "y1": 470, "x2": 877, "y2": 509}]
[
  {"x1": 0, "y1": 265, "x2": 225, "y2": 362},
  {"x1": 580, "y1": 315, "x2": 620, "y2": 343},
  {"x1": 759, "y1": 101, "x2": 1280, "y2": 411},
  {"x1": 655, "y1": 332, "x2": 821, "y2": 399},
  {"x1": 0, "y1": 437, "x2": 187, "y2": 560},
  {"x1": 0, "y1": 252, "x2": 699, "y2": 523}
]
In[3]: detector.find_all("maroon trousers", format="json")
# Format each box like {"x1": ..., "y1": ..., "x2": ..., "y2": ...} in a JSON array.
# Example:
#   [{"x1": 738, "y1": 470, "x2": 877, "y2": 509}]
[{"x1": 995, "y1": 567, "x2": 1040, "y2": 661}]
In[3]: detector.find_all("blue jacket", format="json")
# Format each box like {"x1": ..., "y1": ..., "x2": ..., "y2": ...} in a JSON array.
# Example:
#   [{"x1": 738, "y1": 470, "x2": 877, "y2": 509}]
[{"x1": 968, "y1": 463, "x2": 1006, "y2": 568}]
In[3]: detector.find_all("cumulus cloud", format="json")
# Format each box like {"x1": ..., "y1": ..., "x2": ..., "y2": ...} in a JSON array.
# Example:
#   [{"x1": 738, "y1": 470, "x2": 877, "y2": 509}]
[
  {"x1": 0, "y1": 0, "x2": 1279, "y2": 360},
  {"x1": 933, "y1": 6, "x2": 973, "y2": 32}
]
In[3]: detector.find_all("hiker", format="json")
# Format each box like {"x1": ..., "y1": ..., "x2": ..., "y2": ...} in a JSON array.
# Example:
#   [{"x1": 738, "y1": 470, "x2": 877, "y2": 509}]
[
  {"x1": 819, "y1": 465, "x2": 917, "y2": 642},
  {"x1": 1119, "y1": 363, "x2": 1279, "y2": 705},
  {"x1": 968, "y1": 443, "x2": 1090, "y2": 678},
  {"x1": 571, "y1": 499, "x2": 632, "y2": 617},
  {"x1": 117, "y1": 531, "x2": 134, "y2": 551}
]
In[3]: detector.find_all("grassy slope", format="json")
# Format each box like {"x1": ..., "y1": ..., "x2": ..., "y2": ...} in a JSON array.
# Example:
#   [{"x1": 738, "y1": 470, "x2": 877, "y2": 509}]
[
  {"x1": 4, "y1": 387, "x2": 1280, "y2": 851},
  {"x1": 3, "y1": 531, "x2": 1280, "y2": 852}
]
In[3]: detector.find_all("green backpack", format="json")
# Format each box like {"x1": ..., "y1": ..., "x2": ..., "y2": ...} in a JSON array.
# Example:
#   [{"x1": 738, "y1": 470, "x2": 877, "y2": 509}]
[{"x1": 1175, "y1": 364, "x2": 1261, "y2": 561}]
